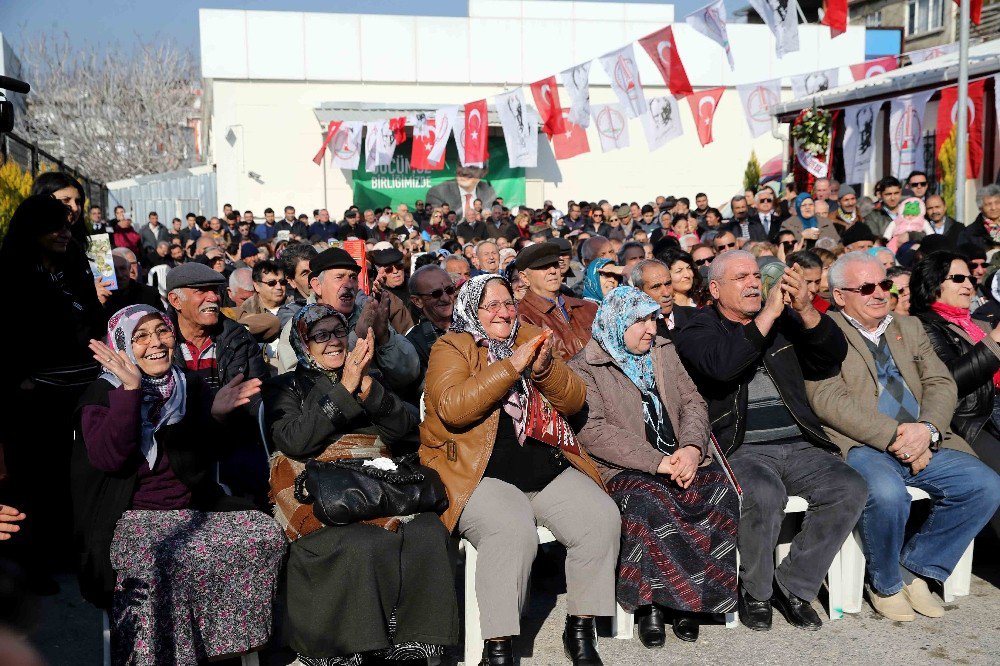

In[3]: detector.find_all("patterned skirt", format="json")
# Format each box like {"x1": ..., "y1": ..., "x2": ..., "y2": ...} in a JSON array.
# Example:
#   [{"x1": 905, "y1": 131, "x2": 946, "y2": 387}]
[
  {"x1": 608, "y1": 464, "x2": 739, "y2": 614},
  {"x1": 109, "y1": 509, "x2": 287, "y2": 666}
]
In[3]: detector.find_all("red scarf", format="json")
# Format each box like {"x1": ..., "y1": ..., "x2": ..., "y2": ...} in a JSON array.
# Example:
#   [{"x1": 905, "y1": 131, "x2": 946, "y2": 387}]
[{"x1": 931, "y1": 300, "x2": 1000, "y2": 387}]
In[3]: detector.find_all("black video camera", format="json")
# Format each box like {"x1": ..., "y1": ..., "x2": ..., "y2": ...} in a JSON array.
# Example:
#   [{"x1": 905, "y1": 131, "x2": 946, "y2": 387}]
[{"x1": 0, "y1": 75, "x2": 30, "y2": 133}]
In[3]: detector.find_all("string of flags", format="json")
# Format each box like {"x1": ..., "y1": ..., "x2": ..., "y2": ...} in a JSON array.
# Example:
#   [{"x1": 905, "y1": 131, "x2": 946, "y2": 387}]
[{"x1": 312, "y1": 4, "x2": 982, "y2": 172}]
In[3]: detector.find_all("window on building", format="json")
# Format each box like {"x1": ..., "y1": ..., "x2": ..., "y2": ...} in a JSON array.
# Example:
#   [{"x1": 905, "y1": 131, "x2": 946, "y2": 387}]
[
  {"x1": 866, "y1": 10, "x2": 883, "y2": 27},
  {"x1": 907, "y1": 0, "x2": 945, "y2": 35}
]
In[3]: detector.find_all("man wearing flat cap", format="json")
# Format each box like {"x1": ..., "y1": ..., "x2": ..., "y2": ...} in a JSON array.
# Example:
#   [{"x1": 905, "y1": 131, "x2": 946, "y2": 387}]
[
  {"x1": 276, "y1": 247, "x2": 419, "y2": 390},
  {"x1": 165, "y1": 262, "x2": 270, "y2": 502},
  {"x1": 515, "y1": 242, "x2": 597, "y2": 360}
]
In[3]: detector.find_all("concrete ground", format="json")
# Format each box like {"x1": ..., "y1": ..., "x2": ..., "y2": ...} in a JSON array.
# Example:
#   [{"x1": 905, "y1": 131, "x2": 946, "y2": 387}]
[{"x1": 24, "y1": 549, "x2": 1000, "y2": 666}]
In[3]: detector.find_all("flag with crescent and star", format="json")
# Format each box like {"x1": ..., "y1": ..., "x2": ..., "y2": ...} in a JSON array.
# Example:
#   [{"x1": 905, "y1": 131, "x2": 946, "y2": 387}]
[
  {"x1": 559, "y1": 61, "x2": 592, "y2": 128},
  {"x1": 591, "y1": 103, "x2": 630, "y2": 152},
  {"x1": 313, "y1": 120, "x2": 342, "y2": 165},
  {"x1": 936, "y1": 79, "x2": 985, "y2": 179},
  {"x1": 530, "y1": 75, "x2": 567, "y2": 139},
  {"x1": 849, "y1": 56, "x2": 898, "y2": 82},
  {"x1": 686, "y1": 87, "x2": 724, "y2": 147},
  {"x1": 463, "y1": 99, "x2": 489, "y2": 167},
  {"x1": 686, "y1": 0, "x2": 736, "y2": 70},
  {"x1": 411, "y1": 118, "x2": 447, "y2": 171},
  {"x1": 638, "y1": 26, "x2": 693, "y2": 99},
  {"x1": 820, "y1": 0, "x2": 848, "y2": 37},
  {"x1": 599, "y1": 44, "x2": 647, "y2": 119},
  {"x1": 552, "y1": 109, "x2": 590, "y2": 160}
]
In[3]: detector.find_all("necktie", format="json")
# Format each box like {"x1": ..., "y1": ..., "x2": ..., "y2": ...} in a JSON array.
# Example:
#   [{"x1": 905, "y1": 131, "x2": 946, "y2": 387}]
[{"x1": 464, "y1": 193, "x2": 472, "y2": 214}]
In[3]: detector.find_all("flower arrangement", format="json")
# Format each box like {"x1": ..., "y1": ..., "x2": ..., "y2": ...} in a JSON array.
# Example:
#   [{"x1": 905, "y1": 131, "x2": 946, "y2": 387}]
[{"x1": 790, "y1": 106, "x2": 832, "y2": 157}]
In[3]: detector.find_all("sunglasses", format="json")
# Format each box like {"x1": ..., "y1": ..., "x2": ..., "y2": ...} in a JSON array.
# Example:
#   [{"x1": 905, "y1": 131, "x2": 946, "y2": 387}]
[
  {"x1": 781, "y1": 241, "x2": 796, "y2": 249},
  {"x1": 910, "y1": 181, "x2": 928, "y2": 187},
  {"x1": 309, "y1": 326, "x2": 349, "y2": 343},
  {"x1": 945, "y1": 274, "x2": 976, "y2": 286},
  {"x1": 693, "y1": 257, "x2": 712, "y2": 267},
  {"x1": 758, "y1": 198, "x2": 773, "y2": 203},
  {"x1": 839, "y1": 279, "x2": 894, "y2": 295},
  {"x1": 259, "y1": 278, "x2": 288, "y2": 287},
  {"x1": 385, "y1": 263, "x2": 406, "y2": 273},
  {"x1": 970, "y1": 261, "x2": 988, "y2": 269},
  {"x1": 715, "y1": 242, "x2": 737, "y2": 250},
  {"x1": 414, "y1": 284, "x2": 458, "y2": 300}
]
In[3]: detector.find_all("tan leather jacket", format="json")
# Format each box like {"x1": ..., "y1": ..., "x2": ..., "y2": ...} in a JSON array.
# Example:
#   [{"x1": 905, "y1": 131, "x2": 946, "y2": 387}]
[
  {"x1": 419, "y1": 324, "x2": 604, "y2": 532},
  {"x1": 517, "y1": 289, "x2": 597, "y2": 360}
]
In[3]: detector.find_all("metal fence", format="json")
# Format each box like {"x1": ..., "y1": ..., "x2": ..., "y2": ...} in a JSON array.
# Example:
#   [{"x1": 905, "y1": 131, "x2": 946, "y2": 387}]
[
  {"x1": 107, "y1": 164, "x2": 217, "y2": 226},
  {"x1": 0, "y1": 131, "x2": 108, "y2": 212}
]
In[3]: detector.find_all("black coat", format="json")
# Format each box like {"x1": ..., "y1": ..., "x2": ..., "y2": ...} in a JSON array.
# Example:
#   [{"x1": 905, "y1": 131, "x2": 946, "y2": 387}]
[
  {"x1": 721, "y1": 216, "x2": 769, "y2": 242},
  {"x1": 916, "y1": 310, "x2": 1000, "y2": 444},
  {"x1": 958, "y1": 214, "x2": 998, "y2": 251},
  {"x1": 71, "y1": 373, "x2": 248, "y2": 608},
  {"x1": 263, "y1": 365, "x2": 418, "y2": 461},
  {"x1": 171, "y1": 315, "x2": 268, "y2": 396},
  {"x1": 674, "y1": 306, "x2": 846, "y2": 455},
  {"x1": 456, "y1": 220, "x2": 488, "y2": 242}
]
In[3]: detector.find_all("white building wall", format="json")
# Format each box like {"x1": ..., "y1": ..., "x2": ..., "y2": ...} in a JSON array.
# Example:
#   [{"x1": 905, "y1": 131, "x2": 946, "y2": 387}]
[{"x1": 201, "y1": 3, "x2": 867, "y2": 216}]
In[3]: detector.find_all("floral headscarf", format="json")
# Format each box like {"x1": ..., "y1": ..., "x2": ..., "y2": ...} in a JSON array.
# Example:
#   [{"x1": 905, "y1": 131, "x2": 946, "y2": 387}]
[
  {"x1": 582, "y1": 258, "x2": 615, "y2": 303},
  {"x1": 450, "y1": 274, "x2": 520, "y2": 363},
  {"x1": 102, "y1": 305, "x2": 186, "y2": 470},
  {"x1": 592, "y1": 286, "x2": 661, "y2": 396},
  {"x1": 794, "y1": 193, "x2": 816, "y2": 229},
  {"x1": 290, "y1": 303, "x2": 351, "y2": 378}
]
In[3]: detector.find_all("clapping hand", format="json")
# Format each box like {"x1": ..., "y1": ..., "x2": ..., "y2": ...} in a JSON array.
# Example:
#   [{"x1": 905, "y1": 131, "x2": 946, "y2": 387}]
[
  {"x1": 781, "y1": 264, "x2": 812, "y2": 313},
  {"x1": 531, "y1": 331, "x2": 555, "y2": 376},
  {"x1": 211, "y1": 373, "x2": 262, "y2": 421},
  {"x1": 341, "y1": 328, "x2": 375, "y2": 394},
  {"x1": 89, "y1": 339, "x2": 141, "y2": 390},
  {"x1": 510, "y1": 332, "x2": 549, "y2": 374}
]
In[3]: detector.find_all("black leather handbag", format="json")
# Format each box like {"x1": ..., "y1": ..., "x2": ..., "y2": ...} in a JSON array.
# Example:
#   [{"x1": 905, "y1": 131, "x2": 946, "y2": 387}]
[{"x1": 295, "y1": 453, "x2": 449, "y2": 526}]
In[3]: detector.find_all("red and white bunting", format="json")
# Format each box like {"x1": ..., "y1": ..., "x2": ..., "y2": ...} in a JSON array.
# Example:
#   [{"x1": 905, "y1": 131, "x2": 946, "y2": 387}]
[
  {"x1": 686, "y1": 87, "x2": 724, "y2": 147},
  {"x1": 849, "y1": 56, "x2": 898, "y2": 81},
  {"x1": 312, "y1": 120, "x2": 342, "y2": 165},
  {"x1": 463, "y1": 99, "x2": 489, "y2": 166},
  {"x1": 638, "y1": 26, "x2": 693, "y2": 98},
  {"x1": 552, "y1": 109, "x2": 590, "y2": 160},
  {"x1": 591, "y1": 104, "x2": 630, "y2": 152},
  {"x1": 936, "y1": 79, "x2": 986, "y2": 179},
  {"x1": 530, "y1": 76, "x2": 567, "y2": 139},
  {"x1": 411, "y1": 119, "x2": 447, "y2": 171},
  {"x1": 599, "y1": 44, "x2": 647, "y2": 119}
]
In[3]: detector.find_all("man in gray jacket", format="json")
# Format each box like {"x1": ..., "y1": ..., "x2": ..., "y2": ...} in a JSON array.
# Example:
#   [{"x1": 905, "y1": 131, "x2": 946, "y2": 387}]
[
  {"x1": 139, "y1": 211, "x2": 170, "y2": 259},
  {"x1": 275, "y1": 247, "x2": 419, "y2": 391}
]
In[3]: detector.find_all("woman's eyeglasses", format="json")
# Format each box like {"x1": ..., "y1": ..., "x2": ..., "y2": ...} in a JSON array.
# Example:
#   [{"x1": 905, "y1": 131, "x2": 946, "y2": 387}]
[
  {"x1": 260, "y1": 278, "x2": 288, "y2": 287},
  {"x1": 132, "y1": 326, "x2": 175, "y2": 346},
  {"x1": 945, "y1": 274, "x2": 976, "y2": 286},
  {"x1": 479, "y1": 300, "x2": 517, "y2": 314},
  {"x1": 839, "y1": 279, "x2": 894, "y2": 295},
  {"x1": 414, "y1": 285, "x2": 458, "y2": 300},
  {"x1": 309, "y1": 327, "x2": 349, "y2": 344}
]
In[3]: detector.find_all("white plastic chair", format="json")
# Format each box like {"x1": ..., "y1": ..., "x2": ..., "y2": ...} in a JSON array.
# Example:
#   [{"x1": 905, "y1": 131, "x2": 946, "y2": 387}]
[
  {"x1": 839, "y1": 486, "x2": 975, "y2": 614},
  {"x1": 460, "y1": 527, "x2": 632, "y2": 664}
]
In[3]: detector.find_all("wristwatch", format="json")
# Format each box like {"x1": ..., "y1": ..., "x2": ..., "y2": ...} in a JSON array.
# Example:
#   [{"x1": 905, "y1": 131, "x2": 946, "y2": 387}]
[{"x1": 922, "y1": 421, "x2": 941, "y2": 449}]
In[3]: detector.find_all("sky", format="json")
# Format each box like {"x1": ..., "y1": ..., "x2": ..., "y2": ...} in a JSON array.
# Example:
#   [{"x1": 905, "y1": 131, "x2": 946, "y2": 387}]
[{"x1": 3, "y1": 0, "x2": 732, "y2": 60}]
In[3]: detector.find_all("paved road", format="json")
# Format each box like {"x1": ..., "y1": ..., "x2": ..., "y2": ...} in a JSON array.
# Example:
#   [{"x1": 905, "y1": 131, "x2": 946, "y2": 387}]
[{"x1": 27, "y1": 555, "x2": 1000, "y2": 665}]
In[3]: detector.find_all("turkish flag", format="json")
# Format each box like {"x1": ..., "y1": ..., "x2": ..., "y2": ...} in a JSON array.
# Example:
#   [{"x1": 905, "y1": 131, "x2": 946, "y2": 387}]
[
  {"x1": 530, "y1": 76, "x2": 567, "y2": 138},
  {"x1": 952, "y1": 0, "x2": 983, "y2": 24},
  {"x1": 820, "y1": 0, "x2": 848, "y2": 37},
  {"x1": 638, "y1": 26, "x2": 693, "y2": 98},
  {"x1": 849, "y1": 56, "x2": 898, "y2": 81},
  {"x1": 686, "y1": 87, "x2": 725, "y2": 147},
  {"x1": 411, "y1": 119, "x2": 446, "y2": 171},
  {"x1": 464, "y1": 99, "x2": 489, "y2": 165},
  {"x1": 312, "y1": 120, "x2": 342, "y2": 165},
  {"x1": 552, "y1": 110, "x2": 590, "y2": 160},
  {"x1": 389, "y1": 116, "x2": 407, "y2": 144},
  {"x1": 936, "y1": 79, "x2": 985, "y2": 179}
]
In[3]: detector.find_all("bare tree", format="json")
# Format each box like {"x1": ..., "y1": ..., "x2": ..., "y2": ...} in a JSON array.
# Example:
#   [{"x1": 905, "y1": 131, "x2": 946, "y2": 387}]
[{"x1": 19, "y1": 33, "x2": 198, "y2": 183}]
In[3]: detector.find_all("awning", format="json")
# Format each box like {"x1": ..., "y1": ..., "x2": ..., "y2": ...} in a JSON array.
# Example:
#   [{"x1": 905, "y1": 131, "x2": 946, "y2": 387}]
[
  {"x1": 314, "y1": 101, "x2": 518, "y2": 126},
  {"x1": 770, "y1": 38, "x2": 1000, "y2": 121}
]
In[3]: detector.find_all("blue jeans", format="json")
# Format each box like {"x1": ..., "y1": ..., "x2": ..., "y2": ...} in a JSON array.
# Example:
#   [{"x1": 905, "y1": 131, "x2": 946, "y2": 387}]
[{"x1": 846, "y1": 446, "x2": 1000, "y2": 595}]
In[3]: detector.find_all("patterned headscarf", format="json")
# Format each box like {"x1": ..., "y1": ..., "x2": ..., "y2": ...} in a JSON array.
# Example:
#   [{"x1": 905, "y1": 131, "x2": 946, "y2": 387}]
[
  {"x1": 450, "y1": 274, "x2": 520, "y2": 363},
  {"x1": 582, "y1": 258, "x2": 615, "y2": 303},
  {"x1": 290, "y1": 303, "x2": 351, "y2": 378},
  {"x1": 592, "y1": 286, "x2": 661, "y2": 397},
  {"x1": 102, "y1": 305, "x2": 186, "y2": 470},
  {"x1": 795, "y1": 193, "x2": 816, "y2": 229}
]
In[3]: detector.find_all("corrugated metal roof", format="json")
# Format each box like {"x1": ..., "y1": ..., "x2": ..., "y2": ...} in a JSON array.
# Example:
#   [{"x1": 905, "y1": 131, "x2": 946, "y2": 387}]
[
  {"x1": 313, "y1": 101, "x2": 528, "y2": 126},
  {"x1": 770, "y1": 37, "x2": 1000, "y2": 119}
]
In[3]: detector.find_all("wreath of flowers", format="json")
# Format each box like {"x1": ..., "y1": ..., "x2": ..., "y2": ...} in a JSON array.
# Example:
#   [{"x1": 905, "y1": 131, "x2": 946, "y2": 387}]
[{"x1": 790, "y1": 106, "x2": 832, "y2": 156}]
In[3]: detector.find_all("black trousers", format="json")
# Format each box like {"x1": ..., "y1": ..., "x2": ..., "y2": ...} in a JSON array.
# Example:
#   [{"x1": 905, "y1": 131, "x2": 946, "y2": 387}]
[{"x1": 729, "y1": 440, "x2": 867, "y2": 602}]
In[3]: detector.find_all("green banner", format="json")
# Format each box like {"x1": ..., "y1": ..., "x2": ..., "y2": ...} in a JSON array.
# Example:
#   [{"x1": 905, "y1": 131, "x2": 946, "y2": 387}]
[{"x1": 352, "y1": 137, "x2": 525, "y2": 211}]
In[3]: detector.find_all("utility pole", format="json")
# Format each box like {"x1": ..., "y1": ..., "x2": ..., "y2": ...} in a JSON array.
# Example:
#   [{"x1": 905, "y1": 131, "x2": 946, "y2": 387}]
[{"x1": 955, "y1": 0, "x2": 970, "y2": 223}]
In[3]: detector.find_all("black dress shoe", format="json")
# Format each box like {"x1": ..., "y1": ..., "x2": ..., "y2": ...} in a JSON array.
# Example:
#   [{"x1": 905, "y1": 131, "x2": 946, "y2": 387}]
[
  {"x1": 636, "y1": 605, "x2": 666, "y2": 648},
  {"x1": 480, "y1": 638, "x2": 514, "y2": 666},
  {"x1": 738, "y1": 585, "x2": 772, "y2": 631},
  {"x1": 562, "y1": 615, "x2": 604, "y2": 666},
  {"x1": 671, "y1": 614, "x2": 699, "y2": 643},
  {"x1": 771, "y1": 583, "x2": 822, "y2": 631}
]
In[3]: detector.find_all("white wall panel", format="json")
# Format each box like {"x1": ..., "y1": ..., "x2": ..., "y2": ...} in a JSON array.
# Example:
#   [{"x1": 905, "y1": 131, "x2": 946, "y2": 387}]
[
  {"x1": 200, "y1": 9, "x2": 248, "y2": 79},
  {"x1": 572, "y1": 1, "x2": 626, "y2": 21},
  {"x1": 303, "y1": 13, "x2": 361, "y2": 81},
  {"x1": 469, "y1": 0, "x2": 521, "y2": 18},
  {"x1": 469, "y1": 18, "x2": 523, "y2": 83},
  {"x1": 523, "y1": 1, "x2": 575, "y2": 20},
  {"x1": 246, "y1": 11, "x2": 305, "y2": 80},
  {"x1": 416, "y1": 17, "x2": 470, "y2": 83},
  {"x1": 522, "y1": 19, "x2": 576, "y2": 82},
  {"x1": 360, "y1": 15, "x2": 417, "y2": 82}
]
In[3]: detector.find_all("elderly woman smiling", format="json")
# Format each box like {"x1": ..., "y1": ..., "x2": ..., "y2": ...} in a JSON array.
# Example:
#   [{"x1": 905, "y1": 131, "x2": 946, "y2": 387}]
[
  {"x1": 74, "y1": 305, "x2": 285, "y2": 664},
  {"x1": 569, "y1": 287, "x2": 739, "y2": 647},
  {"x1": 419, "y1": 274, "x2": 620, "y2": 666}
]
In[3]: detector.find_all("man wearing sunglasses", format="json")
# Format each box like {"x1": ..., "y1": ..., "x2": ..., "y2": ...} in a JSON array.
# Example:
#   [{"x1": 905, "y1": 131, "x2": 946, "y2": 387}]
[
  {"x1": 406, "y1": 265, "x2": 457, "y2": 377},
  {"x1": 808, "y1": 251, "x2": 1000, "y2": 622},
  {"x1": 752, "y1": 187, "x2": 786, "y2": 242},
  {"x1": 236, "y1": 259, "x2": 287, "y2": 372},
  {"x1": 905, "y1": 171, "x2": 930, "y2": 202}
]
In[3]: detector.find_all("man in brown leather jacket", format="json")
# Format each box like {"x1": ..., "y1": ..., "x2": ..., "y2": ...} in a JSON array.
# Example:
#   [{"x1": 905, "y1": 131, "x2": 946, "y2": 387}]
[{"x1": 515, "y1": 243, "x2": 597, "y2": 360}]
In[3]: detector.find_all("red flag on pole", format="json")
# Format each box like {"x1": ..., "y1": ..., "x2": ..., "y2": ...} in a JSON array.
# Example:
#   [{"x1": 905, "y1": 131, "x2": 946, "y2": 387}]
[
  {"x1": 936, "y1": 79, "x2": 986, "y2": 179},
  {"x1": 953, "y1": 0, "x2": 982, "y2": 24},
  {"x1": 313, "y1": 120, "x2": 342, "y2": 165},
  {"x1": 849, "y1": 56, "x2": 898, "y2": 81},
  {"x1": 411, "y1": 119, "x2": 446, "y2": 171},
  {"x1": 552, "y1": 110, "x2": 590, "y2": 160},
  {"x1": 686, "y1": 87, "x2": 725, "y2": 147},
  {"x1": 388, "y1": 116, "x2": 407, "y2": 144},
  {"x1": 638, "y1": 26, "x2": 693, "y2": 98},
  {"x1": 820, "y1": 0, "x2": 848, "y2": 37},
  {"x1": 530, "y1": 76, "x2": 567, "y2": 139},
  {"x1": 463, "y1": 99, "x2": 489, "y2": 165}
]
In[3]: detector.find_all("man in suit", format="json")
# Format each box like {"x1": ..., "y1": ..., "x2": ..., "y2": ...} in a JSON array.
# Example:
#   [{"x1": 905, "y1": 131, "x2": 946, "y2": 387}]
[
  {"x1": 751, "y1": 187, "x2": 786, "y2": 243},
  {"x1": 723, "y1": 195, "x2": 769, "y2": 242},
  {"x1": 806, "y1": 252, "x2": 1000, "y2": 622},
  {"x1": 629, "y1": 258, "x2": 693, "y2": 341},
  {"x1": 425, "y1": 165, "x2": 497, "y2": 217},
  {"x1": 924, "y1": 194, "x2": 963, "y2": 247}
]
